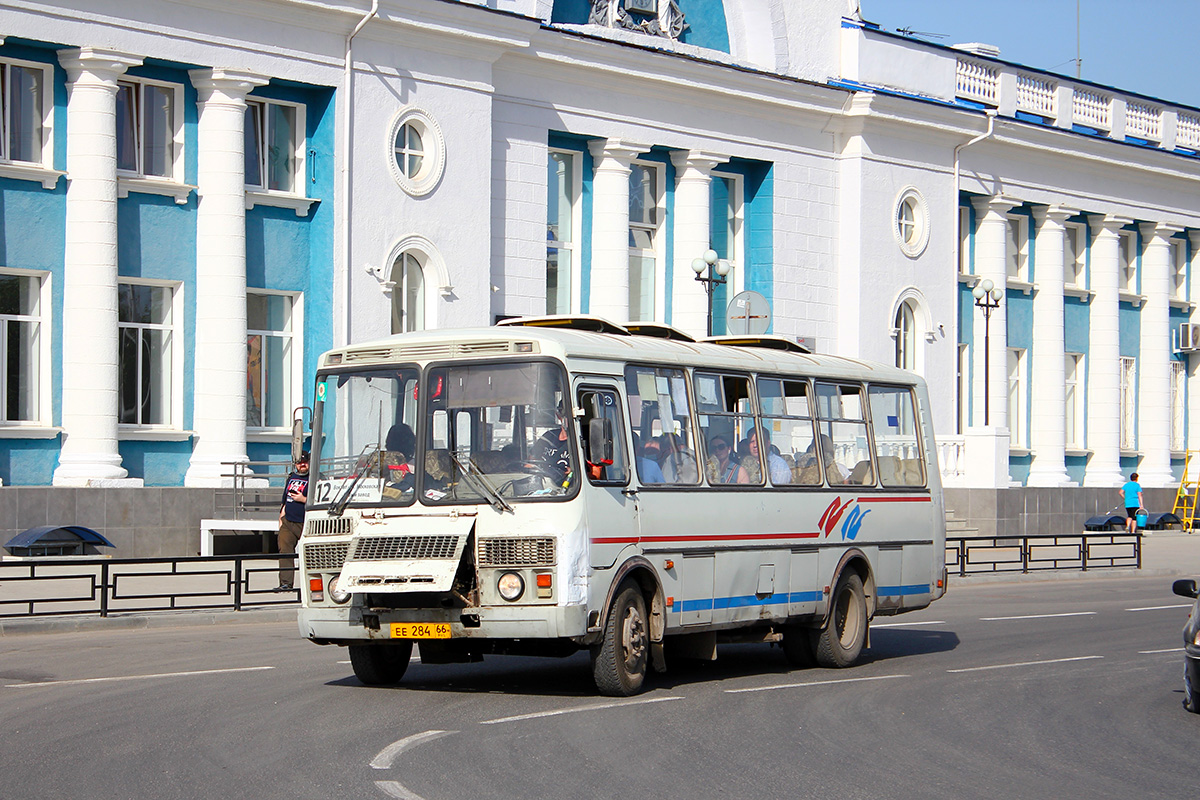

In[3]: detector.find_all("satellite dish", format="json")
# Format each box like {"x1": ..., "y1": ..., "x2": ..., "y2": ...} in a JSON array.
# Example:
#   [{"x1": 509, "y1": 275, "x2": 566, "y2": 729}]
[{"x1": 726, "y1": 290, "x2": 771, "y2": 335}]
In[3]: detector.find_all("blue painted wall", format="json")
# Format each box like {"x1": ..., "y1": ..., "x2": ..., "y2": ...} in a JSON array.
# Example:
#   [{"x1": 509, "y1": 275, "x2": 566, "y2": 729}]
[
  {"x1": 1065, "y1": 455, "x2": 1088, "y2": 485},
  {"x1": 676, "y1": 0, "x2": 730, "y2": 52},
  {"x1": 741, "y1": 162, "x2": 774, "y2": 330},
  {"x1": 1118, "y1": 302, "x2": 1140, "y2": 357},
  {"x1": 1009, "y1": 454, "x2": 1031, "y2": 485},
  {"x1": 1063, "y1": 297, "x2": 1089, "y2": 353},
  {"x1": 1006, "y1": 291, "x2": 1033, "y2": 350}
]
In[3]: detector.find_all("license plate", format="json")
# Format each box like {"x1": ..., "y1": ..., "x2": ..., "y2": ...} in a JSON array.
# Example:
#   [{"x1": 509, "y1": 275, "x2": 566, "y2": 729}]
[{"x1": 390, "y1": 622, "x2": 451, "y2": 639}]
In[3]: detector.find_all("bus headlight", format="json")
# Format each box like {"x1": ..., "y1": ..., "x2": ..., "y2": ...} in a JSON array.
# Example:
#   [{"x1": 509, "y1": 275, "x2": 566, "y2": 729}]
[
  {"x1": 497, "y1": 572, "x2": 525, "y2": 602},
  {"x1": 328, "y1": 575, "x2": 351, "y2": 605}
]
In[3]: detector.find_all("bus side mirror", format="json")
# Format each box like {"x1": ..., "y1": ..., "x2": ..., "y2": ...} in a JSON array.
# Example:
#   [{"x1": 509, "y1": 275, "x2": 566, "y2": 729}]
[
  {"x1": 588, "y1": 417, "x2": 614, "y2": 465},
  {"x1": 292, "y1": 406, "x2": 312, "y2": 463}
]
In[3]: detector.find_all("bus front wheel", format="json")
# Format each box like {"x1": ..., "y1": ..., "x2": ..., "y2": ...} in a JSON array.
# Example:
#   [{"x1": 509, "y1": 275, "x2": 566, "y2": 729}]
[
  {"x1": 349, "y1": 641, "x2": 413, "y2": 686},
  {"x1": 814, "y1": 572, "x2": 867, "y2": 668},
  {"x1": 592, "y1": 582, "x2": 649, "y2": 696}
]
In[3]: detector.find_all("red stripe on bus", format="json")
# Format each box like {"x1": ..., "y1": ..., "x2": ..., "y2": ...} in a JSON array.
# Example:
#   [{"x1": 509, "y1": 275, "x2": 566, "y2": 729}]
[
  {"x1": 591, "y1": 537, "x2": 639, "y2": 544},
  {"x1": 856, "y1": 496, "x2": 932, "y2": 503},
  {"x1": 591, "y1": 532, "x2": 820, "y2": 544}
]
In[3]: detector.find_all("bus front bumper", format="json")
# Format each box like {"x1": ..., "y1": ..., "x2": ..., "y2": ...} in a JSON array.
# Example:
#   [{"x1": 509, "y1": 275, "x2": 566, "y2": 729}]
[{"x1": 298, "y1": 602, "x2": 589, "y2": 644}]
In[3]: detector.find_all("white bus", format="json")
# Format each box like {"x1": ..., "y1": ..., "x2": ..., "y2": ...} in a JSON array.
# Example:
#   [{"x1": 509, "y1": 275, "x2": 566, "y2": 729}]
[{"x1": 296, "y1": 316, "x2": 947, "y2": 695}]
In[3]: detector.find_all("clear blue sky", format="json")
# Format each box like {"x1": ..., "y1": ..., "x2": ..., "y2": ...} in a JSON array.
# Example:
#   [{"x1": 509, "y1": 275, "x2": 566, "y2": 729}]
[{"x1": 860, "y1": 0, "x2": 1200, "y2": 110}]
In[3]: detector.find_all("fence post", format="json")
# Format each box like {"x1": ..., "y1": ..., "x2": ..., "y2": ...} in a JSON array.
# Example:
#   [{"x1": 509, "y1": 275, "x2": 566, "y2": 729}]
[
  {"x1": 1021, "y1": 536, "x2": 1029, "y2": 574},
  {"x1": 233, "y1": 558, "x2": 243, "y2": 611},
  {"x1": 99, "y1": 561, "x2": 110, "y2": 618},
  {"x1": 958, "y1": 539, "x2": 967, "y2": 577},
  {"x1": 1136, "y1": 533, "x2": 1142, "y2": 569}
]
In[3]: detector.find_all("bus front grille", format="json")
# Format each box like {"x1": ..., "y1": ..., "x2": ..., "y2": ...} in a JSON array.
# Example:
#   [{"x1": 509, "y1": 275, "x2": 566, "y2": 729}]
[
  {"x1": 303, "y1": 542, "x2": 350, "y2": 571},
  {"x1": 478, "y1": 537, "x2": 556, "y2": 567},
  {"x1": 352, "y1": 535, "x2": 460, "y2": 561},
  {"x1": 306, "y1": 517, "x2": 352, "y2": 537}
]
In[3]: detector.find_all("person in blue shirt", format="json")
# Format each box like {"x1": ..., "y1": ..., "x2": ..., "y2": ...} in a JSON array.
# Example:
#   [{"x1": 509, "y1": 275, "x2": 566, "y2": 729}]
[{"x1": 1120, "y1": 472, "x2": 1144, "y2": 533}]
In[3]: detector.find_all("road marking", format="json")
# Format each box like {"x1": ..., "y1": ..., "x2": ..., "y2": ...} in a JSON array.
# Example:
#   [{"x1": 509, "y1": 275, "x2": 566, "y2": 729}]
[
  {"x1": 980, "y1": 612, "x2": 1096, "y2": 621},
  {"x1": 5, "y1": 665, "x2": 274, "y2": 689},
  {"x1": 375, "y1": 781, "x2": 423, "y2": 800},
  {"x1": 479, "y1": 695, "x2": 682, "y2": 725},
  {"x1": 725, "y1": 674, "x2": 910, "y2": 694},
  {"x1": 947, "y1": 655, "x2": 1103, "y2": 674},
  {"x1": 873, "y1": 620, "x2": 945, "y2": 628},
  {"x1": 370, "y1": 730, "x2": 457, "y2": 770},
  {"x1": 1126, "y1": 604, "x2": 1192, "y2": 612},
  {"x1": 1140, "y1": 647, "x2": 1184, "y2": 655}
]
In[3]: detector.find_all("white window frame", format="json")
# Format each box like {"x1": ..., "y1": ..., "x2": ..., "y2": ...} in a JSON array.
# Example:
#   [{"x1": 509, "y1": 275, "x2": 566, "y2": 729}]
[
  {"x1": 710, "y1": 170, "x2": 745, "y2": 297},
  {"x1": 245, "y1": 97, "x2": 306, "y2": 195},
  {"x1": 0, "y1": 267, "x2": 50, "y2": 428},
  {"x1": 390, "y1": 251, "x2": 427, "y2": 334},
  {"x1": 893, "y1": 187, "x2": 930, "y2": 258},
  {"x1": 1171, "y1": 238, "x2": 1188, "y2": 302},
  {"x1": 116, "y1": 279, "x2": 183, "y2": 430},
  {"x1": 1065, "y1": 353, "x2": 1084, "y2": 449},
  {"x1": 1119, "y1": 356, "x2": 1137, "y2": 450},
  {"x1": 958, "y1": 206, "x2": 972, "y2": 275},
  {"x1": 957, "y1": 342, "x2": 969, "y2": 435},
  {"x1": 1006, "y1": 214, "x2": 1029, "y2": 282},
  {"x1": 0, "y1": 58, "x2": 58, "y2": 188},
  {"x1": 1064, "y1": 222, "x2": 1086, "y2": 288},
  {"x1": 387, "y1": 106, "x2": 445, "y2": 198},
  {"x1": 115, "y1": 77, "x2": 184, "y2": 183},
  {"x1": 894, "y1": 301, "x2": 917, "y2": 372},
  {"x1": 1007, "y1": 347, "x2": 1027, "y2": 447},
  {"x1": 1118, "y1": 230, "x2": 1138, "y2": 293},
  {"x1": 1172, "y1": 359, "x2": 1186, "y2": 451},
  {"x1": 628, "y1": 158, "x2": 664, "y2": 321},
  {"x1": 547, "y1": 148, "x2": 582, "y2": 315},
  {"x1": 246, "y1": 289, "x2": 303, "y2": 433}
]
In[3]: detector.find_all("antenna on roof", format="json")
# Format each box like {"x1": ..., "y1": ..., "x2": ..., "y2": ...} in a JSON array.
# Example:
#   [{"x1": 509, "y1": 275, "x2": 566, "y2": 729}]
[{"x1": 896, "y1": 26, "x2": 947, "y2": 40}]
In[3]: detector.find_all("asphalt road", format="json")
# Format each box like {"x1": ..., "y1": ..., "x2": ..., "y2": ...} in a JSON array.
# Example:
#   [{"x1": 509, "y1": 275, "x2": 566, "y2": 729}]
[{"x1": 1, "y1": 574, "x2": 1196, "y2": 800}]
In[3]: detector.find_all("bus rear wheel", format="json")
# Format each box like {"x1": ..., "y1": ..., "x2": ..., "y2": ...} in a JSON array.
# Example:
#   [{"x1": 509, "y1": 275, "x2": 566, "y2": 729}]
[
  {"x1": 349, "y1": 641, "x2": 413, "y2": 685},
  {"x1": 814, "y1": 572, "x2": 867, "y2": 668},
  {"x1": 592, "y1": 582, "x2": 649, "y2": 696}
]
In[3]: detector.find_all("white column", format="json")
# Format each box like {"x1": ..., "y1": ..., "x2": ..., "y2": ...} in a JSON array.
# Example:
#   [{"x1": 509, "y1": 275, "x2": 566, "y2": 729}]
[
  {"x1": 1027, "y1": 205, "x2": 1075, "y2": 486},
  {"x1": 1083, "y1": 215, "x2": 1131, "y2": 486},
  {"x1": 587, "y1": 139, "x2": 647, "y2": 323},
  {"x1": 670, "y1": 150, "x2": 725, "y2": 338},
  {"x1": 53, "y1": 48, "x2": 143, "y2": 487},
  {"x1": 185, "y1": 70, "x2": 269, "y2": 487},
  {"x1": 1138, "y1": 222, "x2": 1182, "y2": 486},
  {"x1": 970, "y1": 196, "x2": 1015, "y2": 429}
]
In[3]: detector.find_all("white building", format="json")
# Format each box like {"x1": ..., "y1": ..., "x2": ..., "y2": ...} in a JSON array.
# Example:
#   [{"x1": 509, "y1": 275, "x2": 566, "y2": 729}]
[{"x1": 0, "y1": 0, "x2": 1197, "y2": 548}]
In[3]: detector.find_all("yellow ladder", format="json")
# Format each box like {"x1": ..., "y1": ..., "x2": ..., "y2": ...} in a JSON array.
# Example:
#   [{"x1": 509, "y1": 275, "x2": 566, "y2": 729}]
[{"x1": 1174, "y1": 451, "x2": 1200, "y2": 532}]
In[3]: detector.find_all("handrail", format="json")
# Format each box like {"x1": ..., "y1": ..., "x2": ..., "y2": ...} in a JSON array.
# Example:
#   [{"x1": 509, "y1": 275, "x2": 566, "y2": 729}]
[{"x1": 945, "y1": 532, "x2": 1141, "y2": 576}]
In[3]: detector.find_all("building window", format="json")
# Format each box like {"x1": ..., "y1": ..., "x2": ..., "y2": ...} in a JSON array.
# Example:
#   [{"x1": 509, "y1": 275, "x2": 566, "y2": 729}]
[
  {"x1": 958, "y1": 206, "x2": 972, "y2": 275},
  {"x1": 1, "y1": 60, "x2": 47, "y2": 165},
  {"x1": 387, "y1": 107, "x2": 444, "y2": 197},
  {"x1": 710, "y1": 171, "x2": 744, "y2": 330},
  {"x1": 894, "y1": 188, "x2": 930, "y2": 258},
  {"x1": 1064, "y1": 222, "x2": 1086, "y2": 288},
  {"x1": 1065, "y1": 353, "x2": 1083, "y2": 448},
  {"x1": 118, "y1": 283, "x2": 175, "y2": 426},
  {"x1": 0, "y1": 271, "x2": 43, "y2": 422},
  {"x1": 894, "y1": 301, "x2": 917, "y2": 371},
  {"x1": 1006, "y1": 214, "x2": 1029, "y2": 281},
  {"x1": 247, "y1": 292, "x2": 297, "y2": 429},
  {"x1": 245, "y1": 98, "x2": 303, "y2": 194},
  {"x1": 1172, "y1": 360, "x2": 1186, "y2": 451},
  {"x1": 546, "y1": 149, "x2": 579, "y2": 315},
  {"x1": 1118, "y1": 231, "x2": 1138, "y2": 293},
  {"x1": 1171, "y1": 239, "x2": 1188, "y2": 301},
  {"x1": 390, "y1": 252, "x2": 425, "y2": 334},
  {"x1": 1007, "y1": 348, "x2": 1026, "y2": 446},
  {"x1": 628, "y1": 160, "x2": 662, "y2": 321},
  {"x1": 957, "y1": 343, "x2": 969, "y2": 434},
  {"x1": 1119, "y1": 356, "x2": 1136, "y2": 450},
  {"x1": 116, "y1": 79, "x2": 180, "y2": 180}
]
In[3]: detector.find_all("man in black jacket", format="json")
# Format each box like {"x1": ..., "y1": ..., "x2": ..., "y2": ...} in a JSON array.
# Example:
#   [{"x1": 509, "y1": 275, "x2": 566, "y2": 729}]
[{"x1": 276, "y1": 451, "x2": 309, "y2": 591}]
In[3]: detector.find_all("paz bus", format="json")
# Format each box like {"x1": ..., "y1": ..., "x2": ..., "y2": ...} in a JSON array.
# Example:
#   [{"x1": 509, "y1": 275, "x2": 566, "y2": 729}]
[{"x1": 295, "y1": 316, "x2": 947, "y2": 696}]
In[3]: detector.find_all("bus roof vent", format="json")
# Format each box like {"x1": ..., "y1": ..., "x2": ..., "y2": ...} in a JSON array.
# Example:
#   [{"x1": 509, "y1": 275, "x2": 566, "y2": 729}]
[
  {"x1": 624, "y1": 322, "x2": 697, "y2": 342},
  {"x1": 496, "y1": 315, "x2": 631, "y2": 336},
  {"x1": 705, "y1": 335, "x2": 812, "y2": 354}
]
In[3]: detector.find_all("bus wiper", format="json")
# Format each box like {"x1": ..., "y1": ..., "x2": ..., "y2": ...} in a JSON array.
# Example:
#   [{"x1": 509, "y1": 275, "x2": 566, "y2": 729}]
[
  {"x1": 331, "y1": 443, "x2": 380, "y2": 517},
  {"x1": 452, "y1": 453, "x2": 513, "y2": 514}
]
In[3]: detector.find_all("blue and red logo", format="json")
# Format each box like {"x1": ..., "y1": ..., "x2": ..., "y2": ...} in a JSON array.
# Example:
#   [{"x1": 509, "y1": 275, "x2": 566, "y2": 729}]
[{"x1": 819, "y1": 496, "x2": 871, "y2": 541}]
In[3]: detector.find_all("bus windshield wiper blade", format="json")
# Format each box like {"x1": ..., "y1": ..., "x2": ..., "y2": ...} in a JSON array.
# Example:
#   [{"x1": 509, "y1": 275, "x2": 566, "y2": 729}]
[
  {"x1": 331, "y1": 443, "x2": 380, "y2": 517},
  {"x1": 452, "y1": 454, "x2": 513, "y2": 514}
]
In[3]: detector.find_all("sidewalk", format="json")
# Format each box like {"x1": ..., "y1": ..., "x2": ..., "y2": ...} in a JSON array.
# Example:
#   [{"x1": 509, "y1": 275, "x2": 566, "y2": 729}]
[{"x1": 2, "y1": 533, "x2": 1198, "y2": 637}]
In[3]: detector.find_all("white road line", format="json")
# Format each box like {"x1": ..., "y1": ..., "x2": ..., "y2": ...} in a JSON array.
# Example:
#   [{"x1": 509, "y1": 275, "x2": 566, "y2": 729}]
[
  {"x1": 479, "y1": 695, "x2": 682, "y2": 725},
  {"x1": 872, "y1": 620, "x2": 945, "y2": 628},
  {"x1": 980, "y1": 612, "x2": 1097, "y2": 621},
  {"x1": 725, "y1": 674, "x2": 910, "y2": 694},
  {"x1": 1140, "y1": 647, "x2": 1185, "y2": 655},
  {"x1": 370, "y1": 730, "x2": 457, "y2": 770},
  {"x1": 947, "y1": 655, "x2": 1103, "y2": 674},
  {"x1": 1126, "y1": 604, "x2": 1192, "y2": 612},
  {"x1": 375, "y1": 781, "x2": 424, "y2": 800},
  {"x1": 5, "y1": 665, "x2": 274, "y2": 689}
]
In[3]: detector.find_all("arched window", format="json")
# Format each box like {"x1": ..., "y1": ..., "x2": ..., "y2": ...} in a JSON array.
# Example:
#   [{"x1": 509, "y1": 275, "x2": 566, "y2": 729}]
[
  {"x1": 390, "y1": 252, "x2": 425, "y2": 334},
  {"x1": 894, "y1": 301, "x2": 917, "y2": 371}
]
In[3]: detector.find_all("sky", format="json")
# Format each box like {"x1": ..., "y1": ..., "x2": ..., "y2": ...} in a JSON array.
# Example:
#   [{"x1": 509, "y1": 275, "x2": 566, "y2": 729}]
[{"x1": 859, "y1": 0, "x2": 1200, "y2": 110}]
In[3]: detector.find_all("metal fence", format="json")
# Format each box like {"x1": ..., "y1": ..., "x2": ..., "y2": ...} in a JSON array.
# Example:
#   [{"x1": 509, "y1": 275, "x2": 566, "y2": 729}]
[
  {"x1": 215, "y1": 459, "x2": 295, "y2": 519},
  {"x1": 0, "y1": 553, "x2": 299, "y2": 618},
  {"x1": 946, "y1": 532, "x2": 1141, "y2": 576}
]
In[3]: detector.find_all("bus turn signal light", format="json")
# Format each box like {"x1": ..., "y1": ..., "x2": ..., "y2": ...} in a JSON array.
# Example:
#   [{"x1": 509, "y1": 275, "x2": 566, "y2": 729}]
[{"x1": 536, "y1": 573, "x2": 552, "y2": 598}]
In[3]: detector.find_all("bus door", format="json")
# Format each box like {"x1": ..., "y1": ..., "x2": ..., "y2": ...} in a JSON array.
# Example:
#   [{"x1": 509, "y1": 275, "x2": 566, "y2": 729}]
[{"x1": 576, "y1": 383, "x2": 639, "y2": 569}]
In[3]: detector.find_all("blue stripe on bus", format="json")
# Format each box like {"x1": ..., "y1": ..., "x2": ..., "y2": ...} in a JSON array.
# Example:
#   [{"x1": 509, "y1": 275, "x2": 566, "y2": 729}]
[
  {"x1": 876, "y1": 584, "x2": 931, "y2": 596},
  {"x1": 673, "y1": 591, "x2": 824, "y2": 613}
]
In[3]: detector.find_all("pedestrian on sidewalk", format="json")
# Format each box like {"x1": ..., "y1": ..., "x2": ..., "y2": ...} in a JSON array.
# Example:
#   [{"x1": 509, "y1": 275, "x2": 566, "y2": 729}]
[
  {"x1": 277, "y1": 451, "x2": 309, "y2": 591},
  {"x1": 1121, "y1": 472, "x2": 1144, "y2": 534}
]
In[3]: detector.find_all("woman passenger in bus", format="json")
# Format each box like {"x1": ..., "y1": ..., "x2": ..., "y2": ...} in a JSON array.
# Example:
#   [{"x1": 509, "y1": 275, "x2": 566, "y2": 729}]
[
  {"x1": 742, "y1": 426, "x2": 791, "y2": 485},
  {"x1": 632, "y1": 433, "x2": 666, "y2": 483},
  {"x1": 381, "y1": 423, "x2": 416, "y2": 498},
  {"x1": 706, "y1": 434, "x2": 748, "y2": 484}
]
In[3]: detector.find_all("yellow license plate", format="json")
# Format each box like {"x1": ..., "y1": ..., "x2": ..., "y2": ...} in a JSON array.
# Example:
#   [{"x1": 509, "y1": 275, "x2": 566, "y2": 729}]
[{"x1": 390, "y1": 622, "x2": 451, "y2": 639}]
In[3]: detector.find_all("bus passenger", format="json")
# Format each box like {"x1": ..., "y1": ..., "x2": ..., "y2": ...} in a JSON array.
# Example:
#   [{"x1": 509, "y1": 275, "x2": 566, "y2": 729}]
[
  {"x1": 382, "y1": 423, "x2": 416, "y2": 498},
  {"x1": 744, "y1": 426, "x2": 791, "y2": 485},
  {"x1": 707, "y1": 434, "x2": 748, "y2": 484},
  {"x1": 633, "y1": 433, "x2": 666, "y2": 483},
  {"x1": 531, "y1": 407, "x2": 573, "y2": 487},
  {"x1": 658, "y1": 433, "x2": 699, "y2": 483}
]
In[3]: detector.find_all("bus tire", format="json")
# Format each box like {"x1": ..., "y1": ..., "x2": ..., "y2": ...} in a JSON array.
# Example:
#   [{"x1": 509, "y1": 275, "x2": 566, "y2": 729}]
[
  {"x1": 782, "y1": 625, "x2": 817, "y2": 668},
  {"x1": 814, "y1": 572, "x2": 867, "y2": 668},
  {"x1": 349, "y1": 641, "x2": 413, "y2": 686},
  {"x1": 592, "y1": 582, "x2": 649, "y2": 696}
]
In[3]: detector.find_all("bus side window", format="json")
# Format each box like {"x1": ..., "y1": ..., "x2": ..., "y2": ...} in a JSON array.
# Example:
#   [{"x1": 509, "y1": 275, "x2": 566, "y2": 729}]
[
  {"x1": 578, "y1": 388, "x2": 630, "y2": 485},
  {"x1": 623, "y1": 365, "x2": 700, "y2": 485},
  {"x1": 868, "y1": 385, "x2": 926, "y2": 487},
  {"x1": 815, "y1": 382, "x2": 875, "y2": 486},
  {"x1": 696, "y1": 372, "x2": 757, "y2": 485}
]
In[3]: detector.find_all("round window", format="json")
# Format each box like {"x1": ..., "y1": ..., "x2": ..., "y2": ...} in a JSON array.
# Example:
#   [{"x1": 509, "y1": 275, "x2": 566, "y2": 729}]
[
  {"x1": 893, "y1": 187, "x2": 930, "y2": 258},
  {"x1": 388, "y1": 108, "x2": 444, "y2": 196}
]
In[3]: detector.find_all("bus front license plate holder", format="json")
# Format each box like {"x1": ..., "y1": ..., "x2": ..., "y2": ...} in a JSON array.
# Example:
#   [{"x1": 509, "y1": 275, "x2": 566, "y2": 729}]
[{"x1": 390, "y1": 622, "x2": 452, "y2": 639}]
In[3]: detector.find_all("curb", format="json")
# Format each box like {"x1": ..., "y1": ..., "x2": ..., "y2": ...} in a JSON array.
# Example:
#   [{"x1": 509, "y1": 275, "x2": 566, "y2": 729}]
[{"x1": 0, "y1": 605, "x2": 299, "y2": 637}]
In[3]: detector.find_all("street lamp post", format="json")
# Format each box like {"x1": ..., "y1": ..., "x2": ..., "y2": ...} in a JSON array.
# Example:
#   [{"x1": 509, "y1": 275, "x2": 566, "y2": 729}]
[
  {"x1": 972, "y1": 278, "x2": 1004, "y2": 425},
  {"x1": 692, "y1": 248, "x2": 730, "y2": 337}
]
